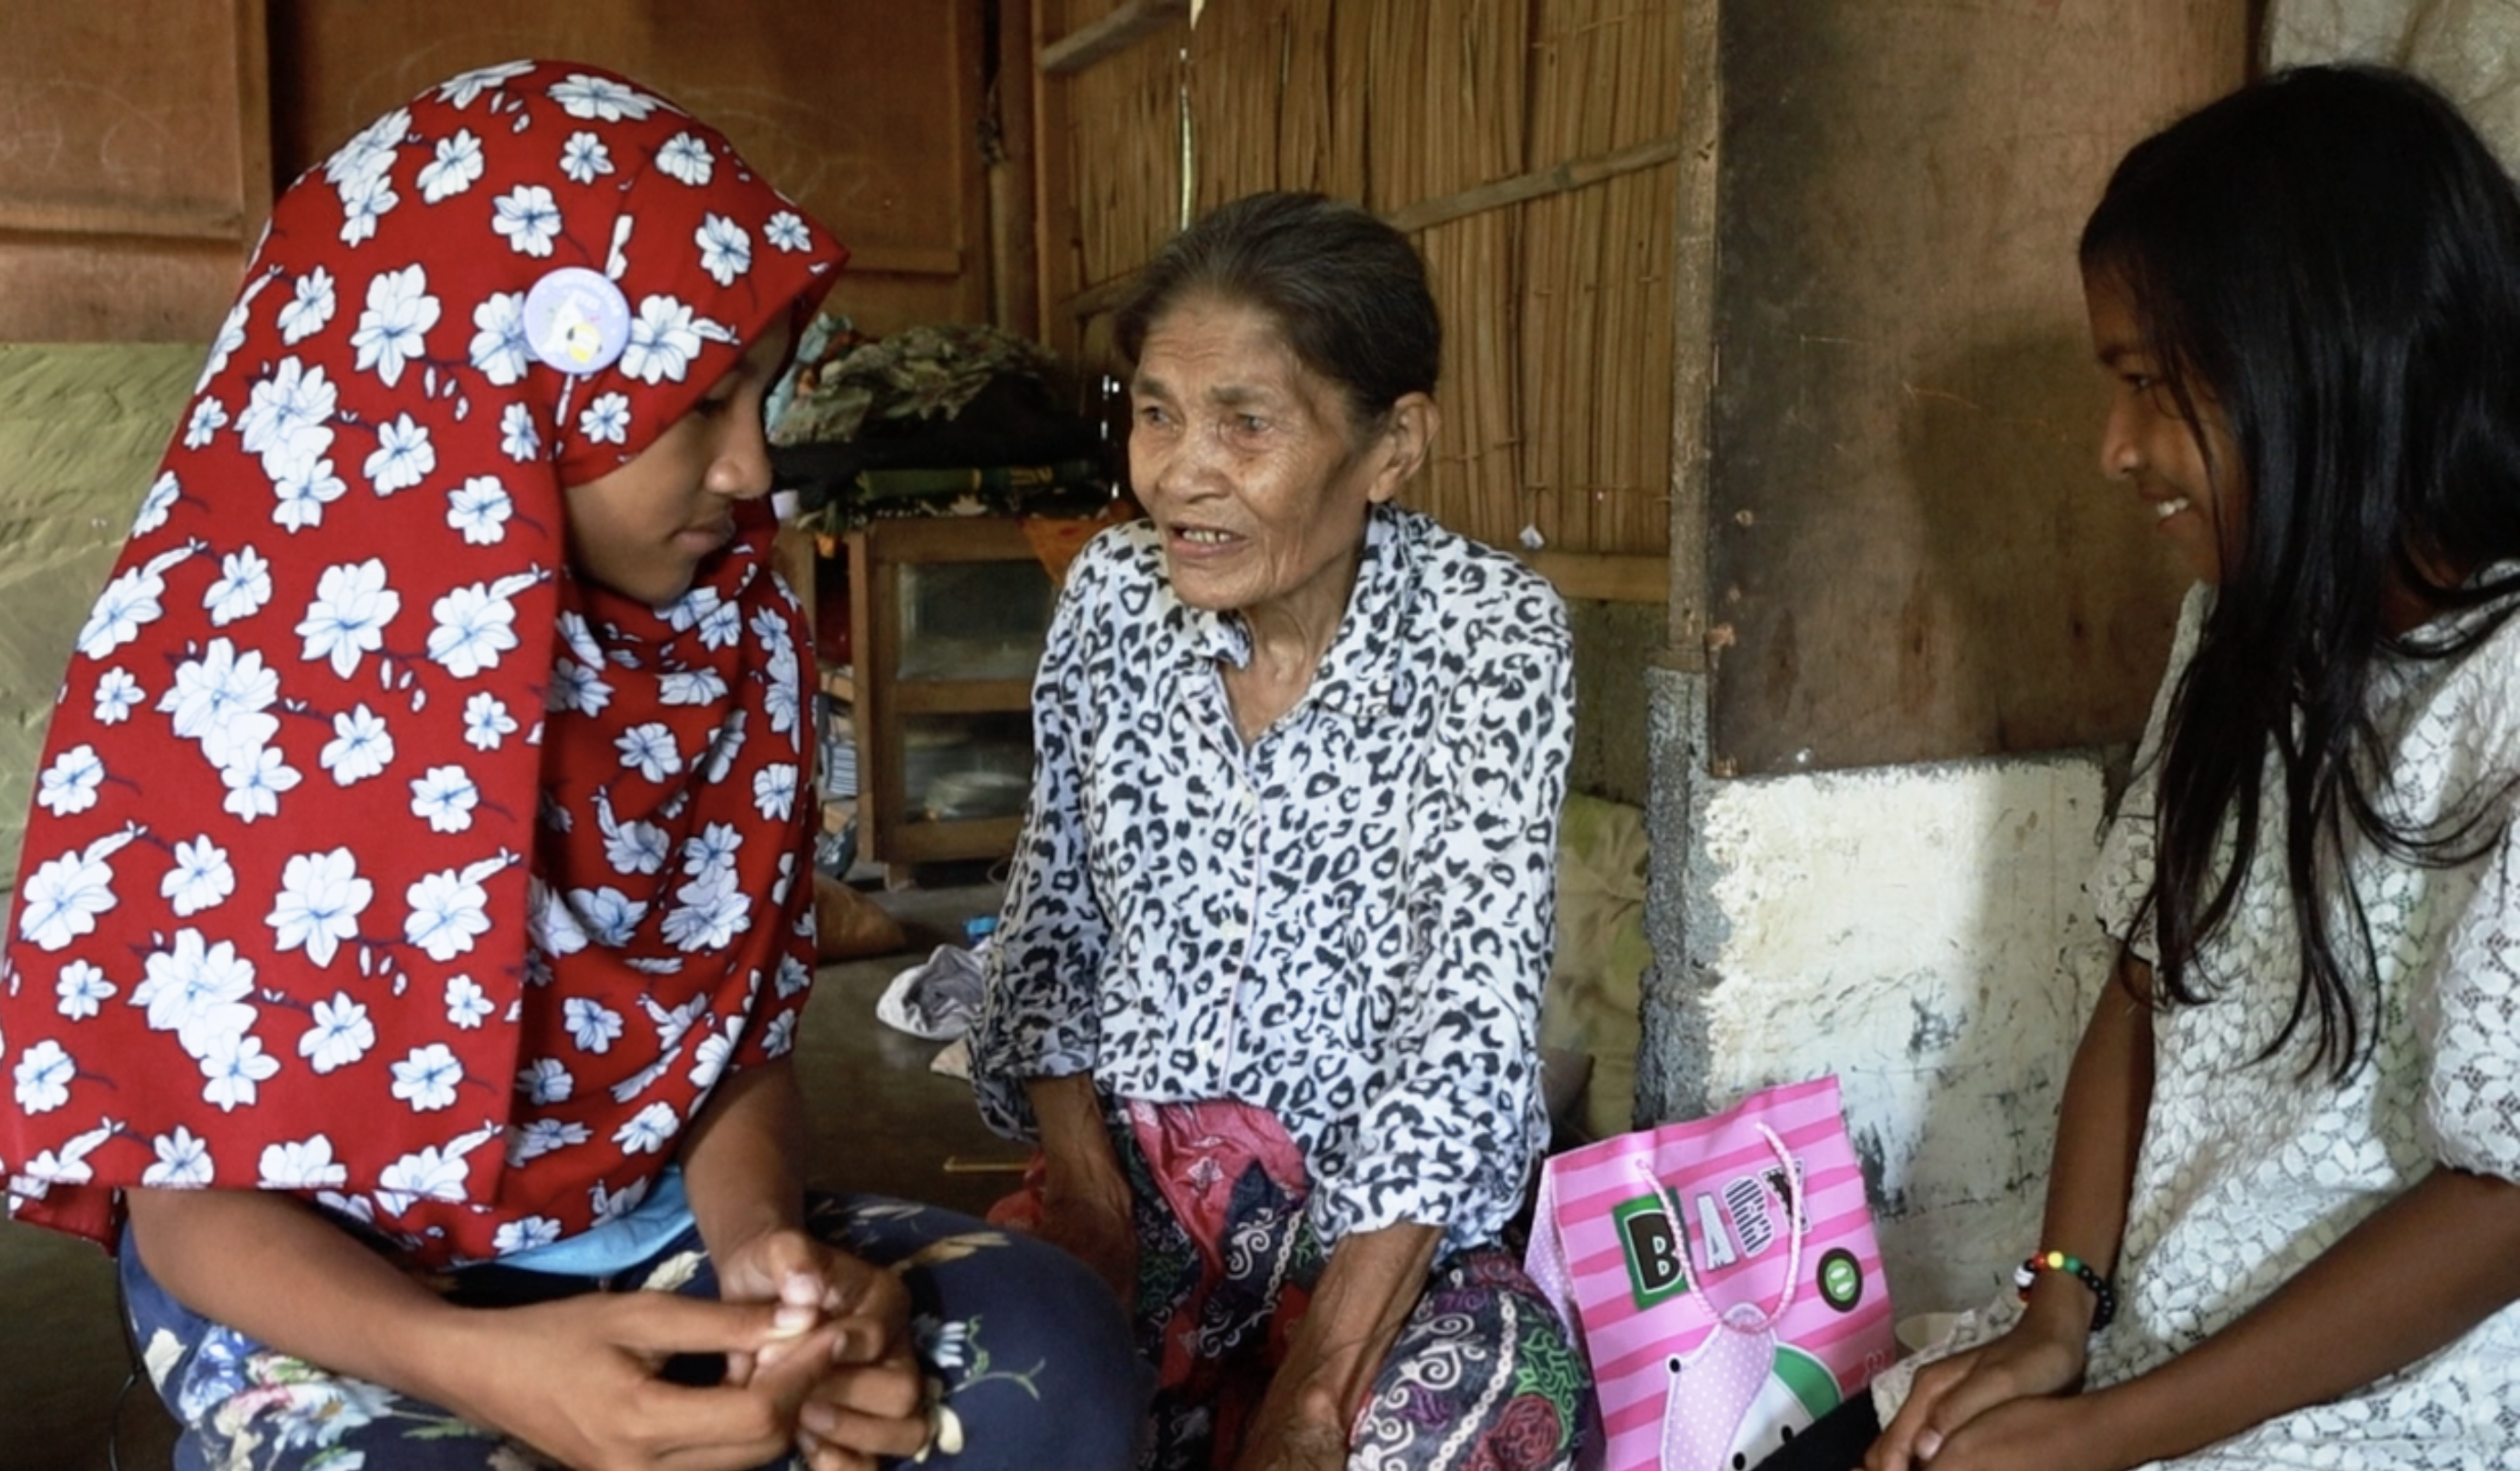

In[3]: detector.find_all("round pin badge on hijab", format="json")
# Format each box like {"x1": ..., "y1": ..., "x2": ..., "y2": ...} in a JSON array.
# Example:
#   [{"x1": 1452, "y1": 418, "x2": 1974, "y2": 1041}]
[{"x1": 523, "y1": 265, "x2": 632, "y2": 375}]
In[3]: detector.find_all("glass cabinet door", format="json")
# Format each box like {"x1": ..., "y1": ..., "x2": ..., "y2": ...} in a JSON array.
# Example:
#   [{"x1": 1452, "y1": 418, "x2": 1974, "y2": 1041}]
[
  {"x1": 900, "y1": 711, "x2": 1034, "y2": 822},
  {"x1": 895, "y1": 556, "x2": 1055, "y2": 682},
  {"x1": 846, "y1": 515, "x2": 1055, "y2": 868}
]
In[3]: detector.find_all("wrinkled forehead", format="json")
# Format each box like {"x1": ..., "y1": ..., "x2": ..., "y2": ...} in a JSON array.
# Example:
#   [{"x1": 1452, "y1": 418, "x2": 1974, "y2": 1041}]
[{"x1": 1135, "y1": 289, "x2": 1375, "y2": 428}]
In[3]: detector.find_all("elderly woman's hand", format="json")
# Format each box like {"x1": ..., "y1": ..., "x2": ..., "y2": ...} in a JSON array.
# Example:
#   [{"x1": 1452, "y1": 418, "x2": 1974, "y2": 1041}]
[
  {"x1": 1230, "y1": 1222, "x2": 1444, "y2": 1471},
  {"x1": 1232, "y1": 1413, "x2": 1350, "y2": 1471},
  {"x1": 1035, "y1": 1162, "x2": 1139, "y2": 1310},
  {"x1": 1025, "y1": 1074, "x2": 1141, "y2": 1309}
]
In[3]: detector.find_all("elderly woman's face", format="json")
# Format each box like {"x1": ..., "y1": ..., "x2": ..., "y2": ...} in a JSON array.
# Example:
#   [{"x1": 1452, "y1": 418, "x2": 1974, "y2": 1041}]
[{"x1": 1129, "y1": 295, "x2": 1400, "y2": 622}]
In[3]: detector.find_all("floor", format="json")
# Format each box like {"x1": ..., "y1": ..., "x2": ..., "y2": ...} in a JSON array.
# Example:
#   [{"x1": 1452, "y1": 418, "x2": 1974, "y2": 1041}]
[{"x1": 0, "y1": 879, "x2": 1014, "y2": 1471}]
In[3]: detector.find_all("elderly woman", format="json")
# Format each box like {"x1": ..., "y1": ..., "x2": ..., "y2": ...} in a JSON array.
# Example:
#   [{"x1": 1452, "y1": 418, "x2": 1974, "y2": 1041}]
[{"x1": 970, "y1": 192, "x2": 1585, "y2": 1470}]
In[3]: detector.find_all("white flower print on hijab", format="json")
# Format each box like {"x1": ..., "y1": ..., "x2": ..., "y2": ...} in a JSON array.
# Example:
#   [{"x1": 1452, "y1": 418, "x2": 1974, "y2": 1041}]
[{"x1": 0, "y1": 60, "x2": 843, "y2": 1267}]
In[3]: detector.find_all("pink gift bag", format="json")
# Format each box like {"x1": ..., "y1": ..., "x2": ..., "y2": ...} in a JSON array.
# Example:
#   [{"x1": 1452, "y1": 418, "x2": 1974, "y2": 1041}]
[{"x1": 1525, "y1": 1077, "x2": 1898, "y2": 1471}]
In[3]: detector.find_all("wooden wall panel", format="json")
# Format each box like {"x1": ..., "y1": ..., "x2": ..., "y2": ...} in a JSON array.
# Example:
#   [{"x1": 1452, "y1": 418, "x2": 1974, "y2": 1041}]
[
  {"x1": 1702, "y1": 0, "x2": 2247, "y2": 774},
  {"x1": 266, "y1": 1, "x2": 993, "y2": 335},
  {"x1": 0, "y1": 241, "x2": 255, "y2": 344},
  {"x1": 0, "y1": 1, "x2": 271, "y2": 340},
  {"x1": 0, "y1": 5, "x2": 1003, "y2": 341}
]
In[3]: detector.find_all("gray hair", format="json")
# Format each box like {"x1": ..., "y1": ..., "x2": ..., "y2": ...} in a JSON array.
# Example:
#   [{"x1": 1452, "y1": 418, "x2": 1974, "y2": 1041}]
[{"x1": 1115, "y1": 191, "x2": 1441, "y2": 431}]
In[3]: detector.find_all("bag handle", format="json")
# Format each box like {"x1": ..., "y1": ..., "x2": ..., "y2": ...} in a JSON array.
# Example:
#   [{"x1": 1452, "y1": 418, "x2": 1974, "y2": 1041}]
[
  {"x1": 1628, "y1": 1119, "x2": 1805, "y2": 1335},
  {"x1": 1524, "y1": 1164, "x2": 1581, "y2": 1329}
]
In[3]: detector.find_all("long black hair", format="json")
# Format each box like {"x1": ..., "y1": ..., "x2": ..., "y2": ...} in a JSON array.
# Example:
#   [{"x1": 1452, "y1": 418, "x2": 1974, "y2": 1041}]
[{"x1": 2082, "y1": 65, "x2": 2520, "y2": 1078}]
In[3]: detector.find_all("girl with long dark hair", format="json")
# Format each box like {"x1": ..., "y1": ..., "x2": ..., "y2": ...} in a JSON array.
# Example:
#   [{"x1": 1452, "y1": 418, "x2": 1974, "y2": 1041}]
[{"x1": 1859, "y1": 65, "x2": 2520, "y2": 1471}]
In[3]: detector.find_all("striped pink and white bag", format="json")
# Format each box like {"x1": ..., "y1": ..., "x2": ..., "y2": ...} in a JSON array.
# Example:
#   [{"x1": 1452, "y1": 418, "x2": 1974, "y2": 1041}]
[{"x1": 1525, "y1": 1077, "x2": 1898, "y2": 1471}]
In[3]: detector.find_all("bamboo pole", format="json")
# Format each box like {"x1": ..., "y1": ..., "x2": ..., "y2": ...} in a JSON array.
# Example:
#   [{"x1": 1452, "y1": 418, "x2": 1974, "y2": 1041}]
[
  {"x1": 1381, "y1": 136, "x2": 1680, "y2": 237},
  {"x1": 1331, "y1": 0, "x2": 1371, "y2": 202}
]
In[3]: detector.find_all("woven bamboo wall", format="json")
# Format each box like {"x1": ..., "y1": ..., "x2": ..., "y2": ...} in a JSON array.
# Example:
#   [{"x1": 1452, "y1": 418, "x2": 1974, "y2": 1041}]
[{"x1": 1042, "y1": 0, "x2": 1680, "y2": 558}]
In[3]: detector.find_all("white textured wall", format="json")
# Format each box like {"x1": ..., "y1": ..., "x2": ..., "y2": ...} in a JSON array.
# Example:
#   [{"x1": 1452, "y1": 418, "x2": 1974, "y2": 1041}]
[
  {"x1": 2266, "y1": 3, "x2": 2520, "y2": 181},
  {"x1": 1699, "y1": 757, "x2": 2113, "y2": 1312},
  {"x1": 1641, "y1": 667, "x2": 2119, "y2": 1317}
]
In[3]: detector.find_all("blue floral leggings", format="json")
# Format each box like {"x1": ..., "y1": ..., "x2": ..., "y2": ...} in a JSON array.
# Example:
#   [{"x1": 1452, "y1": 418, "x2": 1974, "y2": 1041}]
[{"x1": 122, "y1": 1194, "x2": 1148, "y2": 1470}]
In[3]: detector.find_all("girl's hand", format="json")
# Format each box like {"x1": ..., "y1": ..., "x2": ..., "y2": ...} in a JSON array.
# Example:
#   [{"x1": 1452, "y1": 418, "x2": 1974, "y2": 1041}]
[
  {"x1": 1866, "y1": 1317, "x2": 2089, "y2": 1471},
  {"x1": 792, "y1": 1351, "x2": 931, "y2": 1471},
  {"x1": 1876, "y1": 1393, "x2": 2124, "y2": 1471},
  {"x1": 710, "y1": 1226, "x2": 927, "y2": 1467},
  {"x1": 713, "y1": 1226, "x2": 913, "y2": 1376},
  {"x1": 448, "y1": 1290, "x2": 842, "y2": 1471}
]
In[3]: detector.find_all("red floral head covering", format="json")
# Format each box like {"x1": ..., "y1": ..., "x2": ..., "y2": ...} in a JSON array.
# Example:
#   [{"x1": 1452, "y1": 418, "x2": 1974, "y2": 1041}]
[{"x1": 1, "y1": 60, "x2": 845, "y2": 1266}]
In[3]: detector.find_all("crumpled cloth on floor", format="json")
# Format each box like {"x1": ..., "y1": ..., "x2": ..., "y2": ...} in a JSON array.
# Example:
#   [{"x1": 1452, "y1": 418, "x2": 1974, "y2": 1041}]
[{"x1": 876, "y1": 936, "x2": 991, "y2": 1040}]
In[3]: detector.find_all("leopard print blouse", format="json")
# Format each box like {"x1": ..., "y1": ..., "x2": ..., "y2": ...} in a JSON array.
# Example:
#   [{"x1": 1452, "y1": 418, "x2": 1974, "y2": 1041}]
[{"x1": 970, "y1": 504, "x2": 1575, "y2": 1254}]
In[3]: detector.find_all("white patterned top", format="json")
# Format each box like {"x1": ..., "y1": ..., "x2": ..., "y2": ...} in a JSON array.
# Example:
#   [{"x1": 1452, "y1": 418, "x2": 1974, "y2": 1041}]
[{"x1": 1881, "y1": 583, "x2": 2520, "y2": 1466}]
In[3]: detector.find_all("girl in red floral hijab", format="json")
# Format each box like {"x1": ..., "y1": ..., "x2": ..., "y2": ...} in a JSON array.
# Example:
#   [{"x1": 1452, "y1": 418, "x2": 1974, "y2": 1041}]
[{"x1": 1, "y1": 60, "x2": 1137, "y2": 1471}]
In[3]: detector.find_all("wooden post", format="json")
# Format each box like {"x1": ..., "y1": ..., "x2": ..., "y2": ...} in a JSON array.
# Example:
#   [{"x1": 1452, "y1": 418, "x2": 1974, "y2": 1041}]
[
  {"x1": 952, "y1": 0, "x2": 995, "y2": 325},
  {"x1": 1033, "y1": 0, "x2": 1083, "y2": 360},
  {"x1": 990, "y1": 0, "x2": 1042, "y2": 340},
  {"x1": 1666, "y1": 0, "x2": 1721, "y2": 666}
]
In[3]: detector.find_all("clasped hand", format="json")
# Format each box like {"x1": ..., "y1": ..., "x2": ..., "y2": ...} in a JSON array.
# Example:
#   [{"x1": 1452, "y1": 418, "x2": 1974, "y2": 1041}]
[
  {"x1": 716, "y1": 1226, "x2": 930, "y2": 1471},
  {"x1": 1866, "y1": 1319, "x2": 2116, "y2": 1471},
  {"x1": 454, "y1": 1227, "x2": 925, "y2": 1471}
]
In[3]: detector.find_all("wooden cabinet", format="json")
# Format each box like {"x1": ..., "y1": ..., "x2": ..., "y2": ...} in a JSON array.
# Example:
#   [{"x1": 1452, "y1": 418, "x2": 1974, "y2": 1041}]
[{"x1": 841, "y1": 517, "x2": 1054, "y2": 868}]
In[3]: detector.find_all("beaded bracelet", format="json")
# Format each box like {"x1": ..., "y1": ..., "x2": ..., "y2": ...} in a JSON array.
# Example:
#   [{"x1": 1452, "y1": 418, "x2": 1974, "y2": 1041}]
[{"x1": 2014, "y1": 1249, "x2": 2116, "y2": 1333}]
